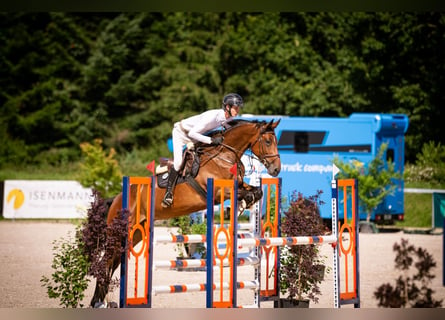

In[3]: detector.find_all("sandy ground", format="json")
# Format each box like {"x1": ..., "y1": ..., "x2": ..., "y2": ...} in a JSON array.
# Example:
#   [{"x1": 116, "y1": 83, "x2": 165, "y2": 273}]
[{"x1": 0, "y1": 220, "x2": 444, "y2": 308}]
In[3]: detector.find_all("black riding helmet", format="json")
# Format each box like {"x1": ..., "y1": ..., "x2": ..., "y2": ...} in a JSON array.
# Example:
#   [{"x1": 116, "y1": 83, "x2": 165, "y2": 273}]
[{"x1": 222, "y1": 93, "x2": 244, "y2": 108}]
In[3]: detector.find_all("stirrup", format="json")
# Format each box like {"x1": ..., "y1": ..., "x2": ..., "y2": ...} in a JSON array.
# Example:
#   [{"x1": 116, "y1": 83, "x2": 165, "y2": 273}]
[{"x1": 162, "y1": 192, "x2": 173, "y2": 208}]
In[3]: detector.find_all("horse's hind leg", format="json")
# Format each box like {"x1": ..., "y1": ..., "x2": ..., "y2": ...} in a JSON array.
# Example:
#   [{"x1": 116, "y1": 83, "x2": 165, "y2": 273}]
[
  {"x1": 90, "y1": 254, "x2": 122, "y2": 307},
  {"x1": 90, "y1": 264, "x2": 110, "y2": 307},
  {"x1": 90, "y1": 218, "x2": 147, "y2": 307},
  {"x1": 90, "y1": 193, "x2": 124, "y2": 308}
]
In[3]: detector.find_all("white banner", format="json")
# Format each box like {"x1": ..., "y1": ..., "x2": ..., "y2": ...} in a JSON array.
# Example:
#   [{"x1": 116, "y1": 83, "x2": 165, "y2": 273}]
[{"x1": 2, "y1": 180, "x2": 94, "y2": 219}]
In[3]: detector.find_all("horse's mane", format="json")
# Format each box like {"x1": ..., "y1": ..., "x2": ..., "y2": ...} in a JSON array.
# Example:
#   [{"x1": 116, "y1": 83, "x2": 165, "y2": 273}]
[
  {"x1": 194, "y1": 119, "x2": 268, "y2": 149},
  {"x1": 226, "y1": 119, "x2": 276, "y2": 133},
  {"x1": 200, "y1": 119, "x2": 259, "y2": 138},
  {"x1": 226, "y1": 119, "x2": 264, "y2": 127}
]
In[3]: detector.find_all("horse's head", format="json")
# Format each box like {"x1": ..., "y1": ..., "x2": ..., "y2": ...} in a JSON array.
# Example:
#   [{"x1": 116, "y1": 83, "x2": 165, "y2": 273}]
[
  {"x1": 250, "y1": 119, "x2": 281, "y2": 177},
  {"x1": 204, "y1": 119, "x2": 281, "y2": 177}
]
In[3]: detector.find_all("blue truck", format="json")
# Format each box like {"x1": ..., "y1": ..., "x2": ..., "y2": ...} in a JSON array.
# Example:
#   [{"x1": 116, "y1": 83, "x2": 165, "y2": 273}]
[{"x1": 240, "y1": 113, "x2": 409, "y2": 224}]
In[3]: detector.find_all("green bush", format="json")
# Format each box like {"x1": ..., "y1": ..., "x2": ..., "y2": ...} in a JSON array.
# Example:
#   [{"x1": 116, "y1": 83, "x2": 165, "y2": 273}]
[
  {"x1": 40, "y1": 226, "x2": 90, "y2": 308},
  {"x1": 405, "y1": 141, "x2": 445, "y2": 185},
  {"x1": 78, "y1": 139, "x2": 123, "y2": 198}
]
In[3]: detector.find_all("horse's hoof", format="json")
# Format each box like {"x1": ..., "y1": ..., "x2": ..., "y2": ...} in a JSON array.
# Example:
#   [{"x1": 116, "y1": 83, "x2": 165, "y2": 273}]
[
  {"x1": 94, "y1": 302, "x2": 106, "y2": 308},
  {"x1": 108, "y1": 301, "x2": 118, "y2": 308},
  {"x1": 237, "y1": 200, "x2": 247, "y2": 215}
]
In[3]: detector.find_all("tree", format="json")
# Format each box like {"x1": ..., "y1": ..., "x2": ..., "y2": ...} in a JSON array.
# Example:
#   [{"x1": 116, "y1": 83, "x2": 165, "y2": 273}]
[
  {"x1": 1, "y1": 13, "x2": 444, "y2": 169},
  {"x1": 333, "y1": 143, "x2": 401, "y2": 223},
  {"x1": 0, "y1": 13, "x2": 101, "y2": 165}
]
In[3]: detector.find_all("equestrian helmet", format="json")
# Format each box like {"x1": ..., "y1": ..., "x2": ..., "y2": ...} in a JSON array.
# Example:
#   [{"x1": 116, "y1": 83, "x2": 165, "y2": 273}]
[{"x1": 222, "y1": 93, "x2": 244, "y2": 108}]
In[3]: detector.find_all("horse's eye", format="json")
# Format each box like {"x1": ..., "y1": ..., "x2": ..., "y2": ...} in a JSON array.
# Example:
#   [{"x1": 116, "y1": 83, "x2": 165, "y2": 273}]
[{"x1": 265, "y1": 139, "x2": 271, "y2": 146}]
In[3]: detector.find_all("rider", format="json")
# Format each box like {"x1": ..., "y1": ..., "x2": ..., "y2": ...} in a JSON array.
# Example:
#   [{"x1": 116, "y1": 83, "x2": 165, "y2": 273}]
[{"x1": 162, "y1": 93, "x2": 244, "y2": 208}]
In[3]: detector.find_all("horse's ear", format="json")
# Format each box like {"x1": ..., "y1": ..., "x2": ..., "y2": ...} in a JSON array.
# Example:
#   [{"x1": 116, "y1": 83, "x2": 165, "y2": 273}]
[
  {"x1": 262, "y1": 119, "x2": 280, "y2": 132},
  {"x1": 268, "y1": 119, "x2": 280, "y2": 130}
]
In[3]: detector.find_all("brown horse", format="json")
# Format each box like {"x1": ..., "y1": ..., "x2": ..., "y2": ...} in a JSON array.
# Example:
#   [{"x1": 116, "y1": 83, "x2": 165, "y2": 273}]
[{"x1": 90, "y1": 119, "x2": 281, "y2": 307}]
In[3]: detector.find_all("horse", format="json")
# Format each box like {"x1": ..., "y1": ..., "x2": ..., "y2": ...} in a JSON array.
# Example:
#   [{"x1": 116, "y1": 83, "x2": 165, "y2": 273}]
[{"x1": 90, "y1": 119, "x2": 281, "y2": 307}]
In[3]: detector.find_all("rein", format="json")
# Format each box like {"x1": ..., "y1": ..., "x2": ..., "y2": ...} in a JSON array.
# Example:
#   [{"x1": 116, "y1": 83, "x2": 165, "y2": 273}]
[{"x1": 198, "y1": 143, "x2": 242, "y2": 171}]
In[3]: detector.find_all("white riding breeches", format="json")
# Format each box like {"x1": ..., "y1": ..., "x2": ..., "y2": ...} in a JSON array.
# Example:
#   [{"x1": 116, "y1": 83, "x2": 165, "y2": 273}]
[{"x1": 172, "y1": 123, "x2": 191, "y2": 171}]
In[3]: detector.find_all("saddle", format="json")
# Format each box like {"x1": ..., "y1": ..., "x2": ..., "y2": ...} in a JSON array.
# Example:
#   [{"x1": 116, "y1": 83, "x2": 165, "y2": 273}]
[{"x1": 155, "y1": 149, "x2": 201, "y2": 189}]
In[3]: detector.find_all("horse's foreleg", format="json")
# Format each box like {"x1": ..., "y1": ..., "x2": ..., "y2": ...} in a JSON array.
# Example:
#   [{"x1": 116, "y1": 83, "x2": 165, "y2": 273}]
[{"x1": 237, "y1": 183, "x2": 263, "y2": 215}]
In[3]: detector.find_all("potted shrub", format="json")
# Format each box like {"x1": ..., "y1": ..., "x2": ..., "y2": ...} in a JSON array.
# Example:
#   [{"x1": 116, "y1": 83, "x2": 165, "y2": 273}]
[
  {"x1": 170, "y1": 213, "x2": 207, "y2": 262},
  {"x1": 187, "y1": 221, "x2": 207, "y2": 259},
  {"x1": 278, "y1": 190, "x2": 330, "y2": 308}
]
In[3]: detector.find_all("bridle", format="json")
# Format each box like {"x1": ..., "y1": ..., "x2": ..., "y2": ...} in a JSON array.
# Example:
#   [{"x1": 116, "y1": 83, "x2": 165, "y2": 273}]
[
  {"x1": 217, "y1": 126, "x2": 280, "y2": 171},
  {"x1": 249, "y1": 129, "x2": 280, "y2": 170}
]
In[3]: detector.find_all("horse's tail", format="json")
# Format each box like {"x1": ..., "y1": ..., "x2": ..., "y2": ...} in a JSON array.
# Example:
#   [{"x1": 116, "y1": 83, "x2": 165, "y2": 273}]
[{"x1": 103, "y1": 196, "x2": 116, "y2": 219}]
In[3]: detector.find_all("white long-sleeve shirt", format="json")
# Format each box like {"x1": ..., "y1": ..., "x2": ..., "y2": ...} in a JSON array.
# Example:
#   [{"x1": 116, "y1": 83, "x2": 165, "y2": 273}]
[
  {"x1": 171, "y1": 109, "x2": 233, "y2": 171},
  {"x1": 178, "y1": 109, "x2": 233, "y2": 144}
]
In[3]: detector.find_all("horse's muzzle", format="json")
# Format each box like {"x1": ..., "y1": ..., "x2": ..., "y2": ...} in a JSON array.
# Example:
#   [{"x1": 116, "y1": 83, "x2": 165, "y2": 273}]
[{"x1": 267, "y1": 164, "x2": 281, "y2": 177}]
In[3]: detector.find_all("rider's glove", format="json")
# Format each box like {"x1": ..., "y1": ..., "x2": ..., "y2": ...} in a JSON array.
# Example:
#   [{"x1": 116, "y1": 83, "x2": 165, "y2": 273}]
[
  {"x1": 211, "y1": 136, "x2": 224, "y2": 145},
  {"x1": 186, "y1": 142, "x2": 195, "y2": 151}
]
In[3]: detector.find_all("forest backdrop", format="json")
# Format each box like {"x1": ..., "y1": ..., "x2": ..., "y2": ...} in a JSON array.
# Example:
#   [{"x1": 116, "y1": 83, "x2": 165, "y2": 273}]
[{"x1": 1, "y1": 12, "x2": 444, "y2": 173}]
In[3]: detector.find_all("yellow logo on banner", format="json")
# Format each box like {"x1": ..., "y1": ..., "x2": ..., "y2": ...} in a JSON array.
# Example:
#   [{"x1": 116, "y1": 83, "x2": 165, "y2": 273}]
[{"x1": 7, "y1": 189, "x2": 25, "y2": 209}]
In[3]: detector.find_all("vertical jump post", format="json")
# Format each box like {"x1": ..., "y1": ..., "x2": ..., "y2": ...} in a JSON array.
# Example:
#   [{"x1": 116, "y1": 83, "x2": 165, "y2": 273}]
[
  {"x1": 259, "y1": 178, "x2": 281, "y2": 305},
  {"x1": 119, "y1": 176, "x2": 155, "y2": 308},
  {"x1": 206, "y1": 178, "x2": 238, "y2": 308},
  {"x1": 332, "y1": 178, "x2": 360, "y2": 308}
]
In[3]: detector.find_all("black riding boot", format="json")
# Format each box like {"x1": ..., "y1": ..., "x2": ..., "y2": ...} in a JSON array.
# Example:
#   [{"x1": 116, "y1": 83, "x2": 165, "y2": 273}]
[{"x1": 162, "y1": 168, "x2": 179, "y2": 208}]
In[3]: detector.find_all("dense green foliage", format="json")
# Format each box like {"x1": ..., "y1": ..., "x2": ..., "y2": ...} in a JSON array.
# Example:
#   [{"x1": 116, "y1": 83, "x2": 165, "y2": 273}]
[{"x1": 1, "y1": 12, "x2": 444, "y2": 169}]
